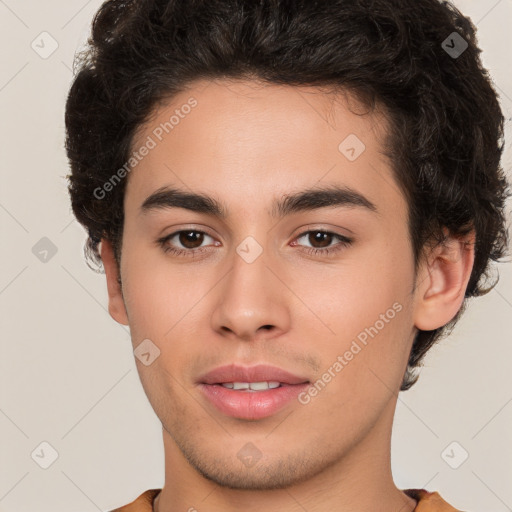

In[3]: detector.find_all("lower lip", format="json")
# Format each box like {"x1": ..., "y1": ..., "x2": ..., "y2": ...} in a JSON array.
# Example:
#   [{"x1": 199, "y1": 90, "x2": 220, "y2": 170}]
[{"x1": 198, "y1": 383, "x2": 310, "y2": 420}]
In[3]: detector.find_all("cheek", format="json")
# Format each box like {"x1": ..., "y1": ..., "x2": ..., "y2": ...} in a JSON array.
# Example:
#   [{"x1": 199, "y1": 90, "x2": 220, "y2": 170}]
[
  {"x1": 303, "y1": 244, "x2": 415, "y2": 398},
  {"x1": 305, "y1": 247, "x2": 412, "y2": 342},
  {"x1": 301, "y1": 297, "x2": 413, "y2": 431},
  {"x1": 122, "y1": 265, "x2": 203, "y2": 340}
]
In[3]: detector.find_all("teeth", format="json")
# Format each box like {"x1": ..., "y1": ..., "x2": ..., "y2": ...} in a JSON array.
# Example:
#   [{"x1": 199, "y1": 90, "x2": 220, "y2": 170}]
[{"x1": 220, "y1": 381, "x2": 281, "y2": 391}]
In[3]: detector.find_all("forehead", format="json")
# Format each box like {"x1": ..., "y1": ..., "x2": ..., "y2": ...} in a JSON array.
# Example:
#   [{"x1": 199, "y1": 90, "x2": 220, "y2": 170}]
[{"x1": 125, "y1": 78, "x2": 404, "y2": 220}]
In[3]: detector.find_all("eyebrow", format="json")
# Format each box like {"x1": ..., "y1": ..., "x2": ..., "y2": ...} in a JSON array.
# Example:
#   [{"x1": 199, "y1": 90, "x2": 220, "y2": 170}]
[{"x1": 140, "y1": 184, "x2": 378, "y2": 219}]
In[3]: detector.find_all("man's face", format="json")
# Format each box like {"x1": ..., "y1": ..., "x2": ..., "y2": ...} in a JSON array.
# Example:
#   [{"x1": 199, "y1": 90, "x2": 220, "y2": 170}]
[{"x1": 114, "y1": 79, "x2": 419, "y2": 489}]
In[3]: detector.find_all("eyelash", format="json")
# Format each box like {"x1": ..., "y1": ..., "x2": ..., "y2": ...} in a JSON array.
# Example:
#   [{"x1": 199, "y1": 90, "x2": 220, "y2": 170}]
[{"x1": 156, "y1": 229, "x2": 353, "y2": 258}]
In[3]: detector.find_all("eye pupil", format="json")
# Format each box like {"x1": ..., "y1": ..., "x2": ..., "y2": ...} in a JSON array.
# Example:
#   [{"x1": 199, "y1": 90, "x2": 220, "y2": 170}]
[
  {"x1": 179, "y1": 231, "x2": 203, "y2": 249},
  {"x1": 311, "y1": 231, "x2": 331, "y2": 248}
]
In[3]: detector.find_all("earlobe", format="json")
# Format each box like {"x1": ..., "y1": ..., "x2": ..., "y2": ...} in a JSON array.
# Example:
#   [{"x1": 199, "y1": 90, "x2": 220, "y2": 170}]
[
  {"x1": 100, "y1": 238, "x2": 129, "y2": 326},
  {"x1": 413, "y1": 229, "x2": 475, "y2": 331}
]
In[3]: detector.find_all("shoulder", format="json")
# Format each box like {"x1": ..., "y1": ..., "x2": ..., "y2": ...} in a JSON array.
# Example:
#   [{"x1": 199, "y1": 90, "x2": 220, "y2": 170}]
[
  {"x1": 403, "y1": 488, "x2": 466, "y2": 511},
  {"x1": 109, "y1": 489, "x2": 161, "y2": 512}
]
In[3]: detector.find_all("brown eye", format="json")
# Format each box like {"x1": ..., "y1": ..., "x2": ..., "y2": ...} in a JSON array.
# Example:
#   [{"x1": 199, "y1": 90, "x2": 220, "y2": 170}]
[
  {"x1": 177, "y1": 230, "x2": 205, "y2": 249},
  {"x1": 157, "y1": 229, "x2": 216, "y2": 257},
  {"x1": 307, "y1": 231, "x2": 334, "y2": 248},
  {"x1": 293, "y1": 230, "x2": 353, "y2": 257}
]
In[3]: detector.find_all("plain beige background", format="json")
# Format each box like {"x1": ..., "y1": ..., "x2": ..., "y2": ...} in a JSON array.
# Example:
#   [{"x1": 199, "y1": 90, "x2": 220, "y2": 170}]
[{"x1": 0, "y1": 1, "x2": 511, "y2": 511}]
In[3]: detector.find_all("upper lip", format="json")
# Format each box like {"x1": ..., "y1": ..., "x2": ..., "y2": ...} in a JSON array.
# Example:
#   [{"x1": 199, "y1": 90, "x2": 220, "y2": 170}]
[{"x1": 198, "y1": 364, "x2": 310, "y2": 385}]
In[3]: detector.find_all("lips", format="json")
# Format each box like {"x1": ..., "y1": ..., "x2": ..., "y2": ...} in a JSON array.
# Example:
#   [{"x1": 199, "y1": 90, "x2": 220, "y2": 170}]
[
  {"x1": 197, "y1": 363, "x2": 310, "y2": 386},
  {"x1": 197, "y1": 363, "x2": 311, "y2": 419}
]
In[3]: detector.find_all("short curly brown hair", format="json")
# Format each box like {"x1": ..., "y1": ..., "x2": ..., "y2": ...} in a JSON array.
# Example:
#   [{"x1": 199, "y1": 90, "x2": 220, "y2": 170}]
[{"x1": 65, "y1": 0, "x2": 511, "y2": 390}]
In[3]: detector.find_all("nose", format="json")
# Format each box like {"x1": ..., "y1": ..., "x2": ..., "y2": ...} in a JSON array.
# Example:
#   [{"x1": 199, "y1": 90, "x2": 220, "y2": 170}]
[{"x1": 209, "y1": 238, "x2": 291, "y2": 342}]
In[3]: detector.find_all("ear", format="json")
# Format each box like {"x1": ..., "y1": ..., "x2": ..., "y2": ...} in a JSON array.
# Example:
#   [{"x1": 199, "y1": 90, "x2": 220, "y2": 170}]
[
  {"x1": 100, "y1": 238, "x2": 129, "y2": 326},
  {"x1": 413, "y1": 228, "x2": 475, "y2": 331}
]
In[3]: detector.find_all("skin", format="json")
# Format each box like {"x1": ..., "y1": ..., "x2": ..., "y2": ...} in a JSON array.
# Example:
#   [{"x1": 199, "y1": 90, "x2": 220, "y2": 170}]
[{"x1": 100, "y1": 78, "x2": 475, "y2": 512}]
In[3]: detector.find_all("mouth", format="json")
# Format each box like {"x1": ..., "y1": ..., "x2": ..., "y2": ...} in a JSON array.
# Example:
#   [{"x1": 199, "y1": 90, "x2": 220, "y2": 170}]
[
  {"x1": 216, "y1": 381, "x2": 283, "y2": 391},
  {"x1": 197, "y1": 364, "x2": 310, "y2": 420}
]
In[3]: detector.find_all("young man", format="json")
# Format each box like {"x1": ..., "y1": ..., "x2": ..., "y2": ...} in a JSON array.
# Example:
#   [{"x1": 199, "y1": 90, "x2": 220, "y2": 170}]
[{"x1": 64, "y1": 0, "x2": 510, "y2": 510}]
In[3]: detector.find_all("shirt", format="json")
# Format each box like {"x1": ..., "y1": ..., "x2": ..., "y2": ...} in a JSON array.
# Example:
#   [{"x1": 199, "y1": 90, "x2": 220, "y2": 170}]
[{"x1": 109, "y1": 487, "x2": 463, "y2": 511}]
